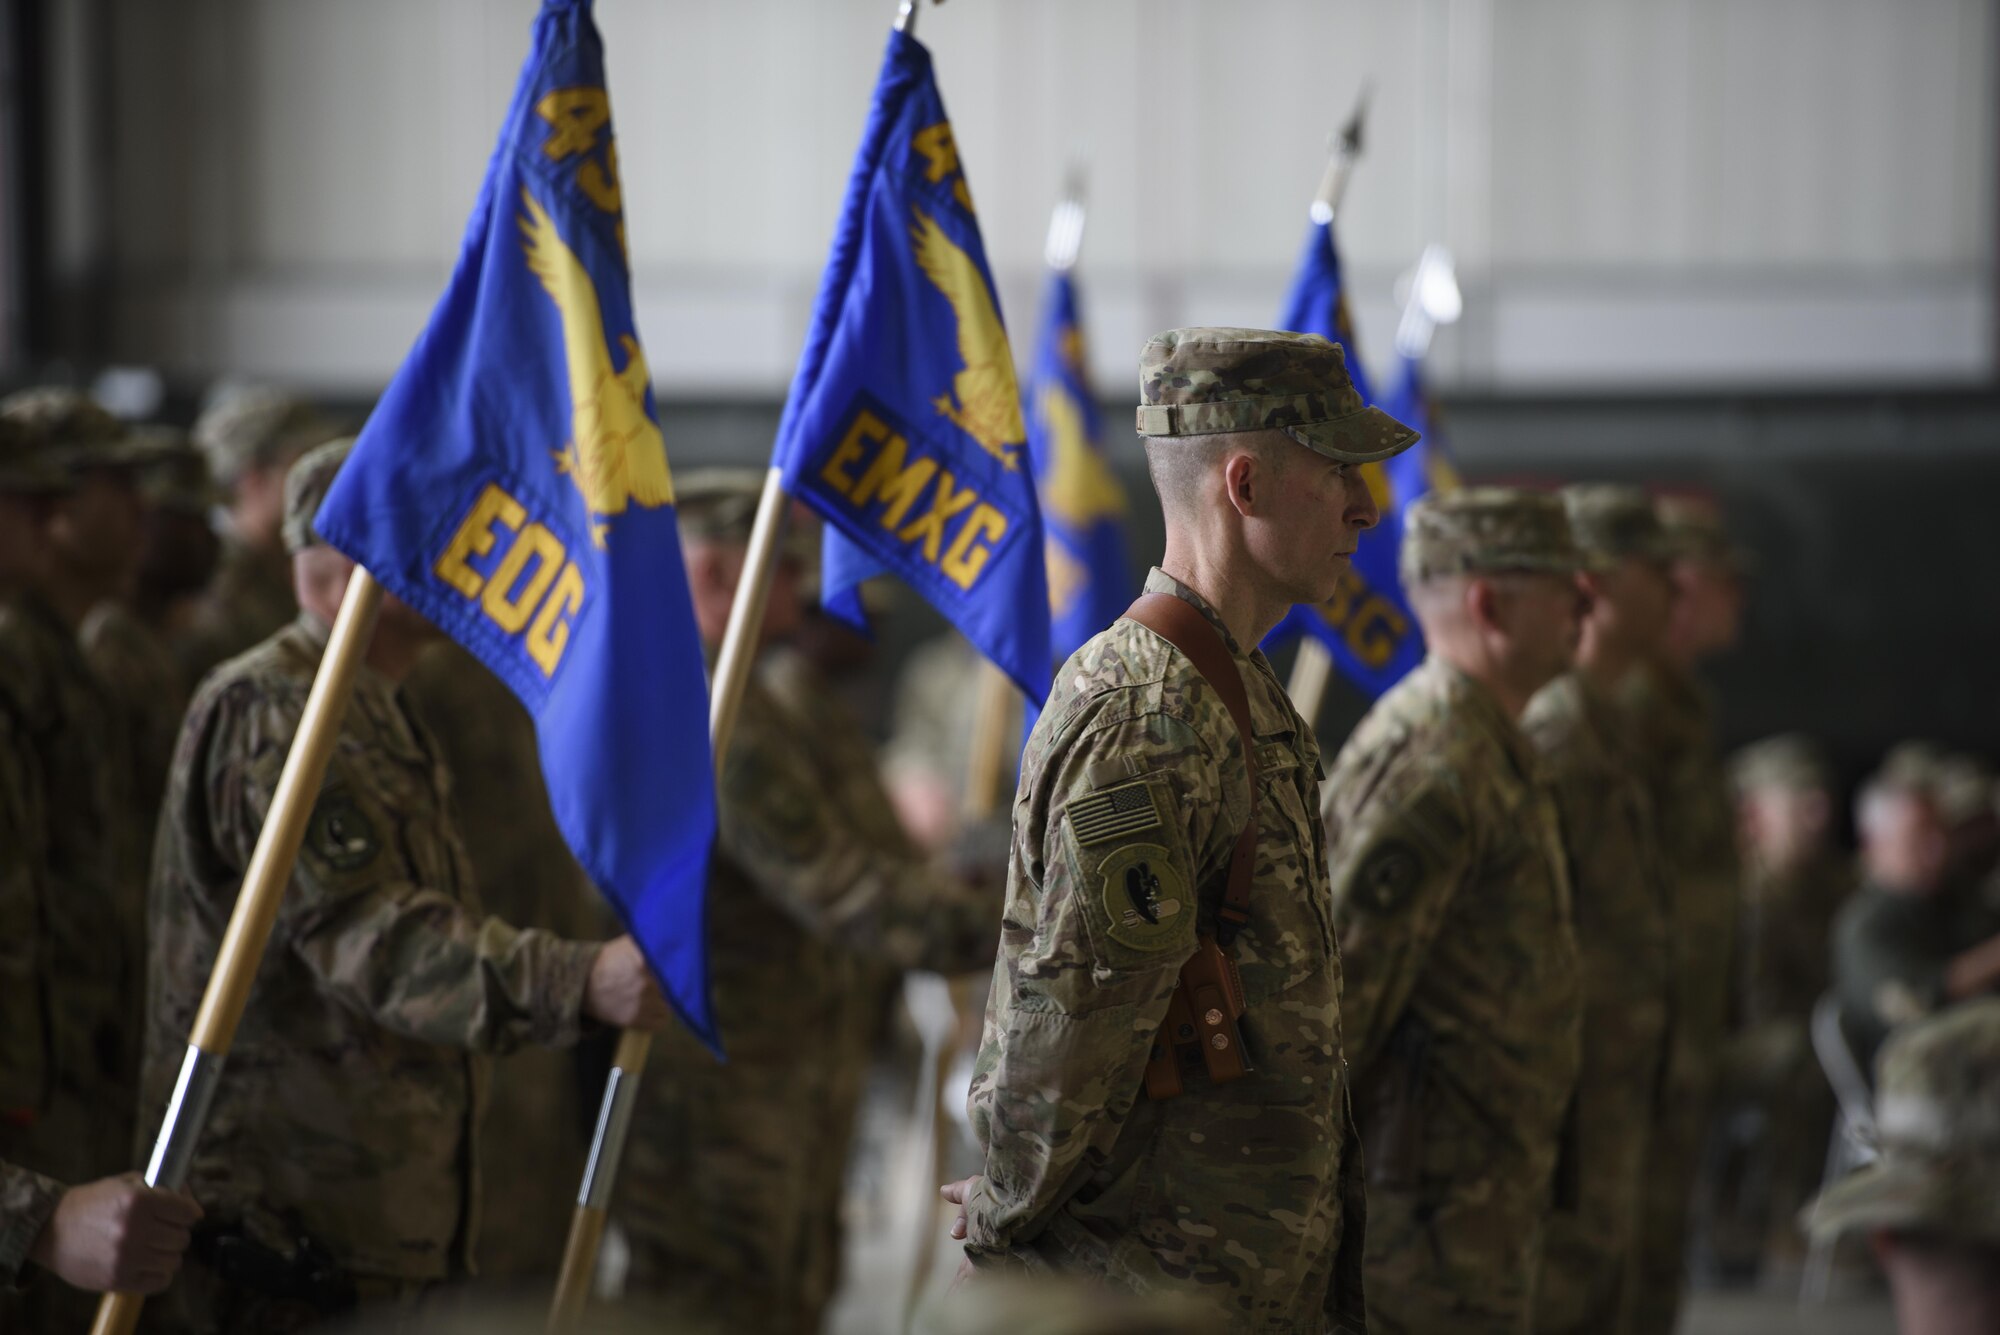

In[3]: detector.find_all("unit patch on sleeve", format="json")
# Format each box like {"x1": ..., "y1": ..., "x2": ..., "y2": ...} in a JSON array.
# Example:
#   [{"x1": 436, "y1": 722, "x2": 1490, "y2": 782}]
[
  {"x1": 1066, "y1": 778, "x2": 1162, "y2": 848},
  {"x1": 1352, "y1": 838, "x2": 1422, "y2": 915},
  {"x1": 307, "y1": 790, "x2": 380, "y2": 873},
  {"x1": 1097, "y1": 843, "x2": 1191, "y2": 952}
]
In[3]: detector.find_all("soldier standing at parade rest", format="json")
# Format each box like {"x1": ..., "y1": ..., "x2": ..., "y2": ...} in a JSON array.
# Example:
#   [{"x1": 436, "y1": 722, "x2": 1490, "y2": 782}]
[
  {"x1": 1718, "y1": 733, "x2": 1854, "y2": 1278},
  {"x1": 614, "y1": 471, "x2": 1001, "y2": 1335},
  {"x1": 179, "y1": 388, "x2": 340, "y2": 687},
  {"x1": 1321, "y1": 488, "x2": 1586, "y2": 1335},
  {"x1": 1522, "y1": 485, "x2": 1678, "y2": 1335},
  {"x1": 0, "y1": 391, "x2": 159, "y2": 1335},
  {"x1": 141, "y1": 438, "x2": 669, "y2": 1334},
  {"x1": 945, "y1": 328, "x2": 1417, "y2": 1333},
  {"x1": 1621, "y1": 492, "x2": 1747, "y2": 1335}
]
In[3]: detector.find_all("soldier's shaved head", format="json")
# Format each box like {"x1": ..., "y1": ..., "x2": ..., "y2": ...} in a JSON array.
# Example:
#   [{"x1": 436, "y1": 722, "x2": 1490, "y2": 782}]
[{"x1": 1141, "y1": 429, "x2": 1293, "y2": 528}]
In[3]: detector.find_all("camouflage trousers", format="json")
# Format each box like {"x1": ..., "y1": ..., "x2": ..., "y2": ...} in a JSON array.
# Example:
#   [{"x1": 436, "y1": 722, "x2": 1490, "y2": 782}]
[
  {"x1": 1362, "y1": 1183, "x2": 1546, "y2": 1335},
  {"x1": 1628, "y1": 1063, "x2": 1719, "y2": 1335}
]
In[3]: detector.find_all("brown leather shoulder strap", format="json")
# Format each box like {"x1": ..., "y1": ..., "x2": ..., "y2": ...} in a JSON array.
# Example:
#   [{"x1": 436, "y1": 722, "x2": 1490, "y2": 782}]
[{"x1": 1121, "y1": 592, "x2": 1257, "y2": 944}]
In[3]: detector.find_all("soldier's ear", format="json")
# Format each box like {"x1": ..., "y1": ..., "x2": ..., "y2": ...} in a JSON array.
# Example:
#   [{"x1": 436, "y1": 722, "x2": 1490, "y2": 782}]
[
  {"x1": 1464, "y1": 575, "x2": 1505, "y2": 637},
  {"x1": 1220, "y1": 450, "x2": 1258, "y2": 518}
]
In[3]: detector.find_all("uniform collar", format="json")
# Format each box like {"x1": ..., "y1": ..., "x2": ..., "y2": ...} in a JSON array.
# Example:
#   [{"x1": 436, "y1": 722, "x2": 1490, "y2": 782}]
[{"x1": 1143, "y1": 567, "x2": 1245, "y2": 656}]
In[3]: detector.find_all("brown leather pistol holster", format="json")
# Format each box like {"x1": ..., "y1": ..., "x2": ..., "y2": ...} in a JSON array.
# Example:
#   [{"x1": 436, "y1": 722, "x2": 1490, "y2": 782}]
[{"x1": 1120, "y1": 592, "x2": 1259, "y2": 1099}]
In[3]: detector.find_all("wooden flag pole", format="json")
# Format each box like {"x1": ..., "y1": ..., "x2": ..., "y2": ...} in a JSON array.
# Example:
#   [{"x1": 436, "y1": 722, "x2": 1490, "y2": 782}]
[
  {"x1": 548, "y1": 465, "x2": 792, "y2": 1333},
  {"x1": 1285, "y1": 87, "x2": 1370, "y2": 727},
  {"x1": 91, "y1": 570, "x2": 385, "y2": 1335}
]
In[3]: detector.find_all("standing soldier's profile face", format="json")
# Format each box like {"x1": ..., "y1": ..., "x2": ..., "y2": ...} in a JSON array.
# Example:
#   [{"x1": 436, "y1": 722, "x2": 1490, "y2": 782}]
[{"x1": 1241, "y1": 439, "x2": 1380, "y2": 607}]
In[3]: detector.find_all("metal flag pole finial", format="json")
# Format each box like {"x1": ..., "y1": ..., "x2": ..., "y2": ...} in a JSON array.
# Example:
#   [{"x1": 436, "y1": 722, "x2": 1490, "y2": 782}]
[
  {"x1": 1043, "y1": 161, "x2": 1088, "y2": 272},
  {"x1": 1394, "y1": 242, "x2": 1462, "y2": 360},
  {"x1": 1310, "y1": 82, "x2": 1372, "y2": 224},
  {"x1": 896, "y1": 0, "x2": 942, "y2": 34}
]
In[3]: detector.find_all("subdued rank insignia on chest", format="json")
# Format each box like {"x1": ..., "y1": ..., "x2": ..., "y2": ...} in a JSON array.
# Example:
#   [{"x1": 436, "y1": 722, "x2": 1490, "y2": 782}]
[
  {"x1": 1352, "y1": 838, "x2": 1421, "y2": 914},
  {"x1": 308, "y1": 790, "x2": 380, "y2": 873},
  {"x1": 1067, "y1": 778, "x2": 1161, "y2": 848},
  {"x1": 1096, "y1": 843, "x2": 1189, "y2": 951}
]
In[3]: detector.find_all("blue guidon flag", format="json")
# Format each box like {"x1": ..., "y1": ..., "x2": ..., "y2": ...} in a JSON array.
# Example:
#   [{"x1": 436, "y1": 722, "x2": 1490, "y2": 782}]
[
  {"x1": 1268, "y1": 217, "x2": 1453, "y2": 699},
  {"x1": 314, "y1": 0, "x2": 719, "y2": 1051},
  {"x1": 1026, "y1": 265, "x2": 1134, "y2": 663},
  {"x1": 771, "y1": 29, "x2": 1052, "y2": 702}
]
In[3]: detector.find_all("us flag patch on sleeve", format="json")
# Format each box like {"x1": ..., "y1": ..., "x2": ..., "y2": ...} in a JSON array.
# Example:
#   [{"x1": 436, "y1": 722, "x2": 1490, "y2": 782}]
[{"x1": 1067, "y1": 779, "x2": 1163, "y2": 848}]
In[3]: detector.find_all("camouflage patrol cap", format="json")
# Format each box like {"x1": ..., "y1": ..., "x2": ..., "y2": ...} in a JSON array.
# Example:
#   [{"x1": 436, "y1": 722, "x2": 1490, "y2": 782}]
[
  {"x1": 1730, "y1": 733, "x2": 1832, "y2": 796},
  {"x1": 1657, "y1": 492, "x2": 1755, "y2": 573},
  {"x1": 194, "y1": 386, "x2": 340, "y2": 485},
  {"x1": 1560, "y1": 483, "x2": 1675, "y2": 563},
  {"x1": 0, "y1": 414, "x2": 72, "y2": 493},
  {"x1": 0, "y1": 386, "x2": 147, "y2": 471},
  {"x1": 1802, "y1": 996, "x2": 2000, "y2": 1247},
  {"x1": 1875, "y1": 741, "x2": 1952, "y2": 801},
  {"x1": 1400, "y1": 486, "x2": 1595, "y2": 586},
  {"x1": 674, "y1": 468, "x2": 767, "y2": 543},
  {"x1": 1931, "y1": 753, "x2": 1995, "y2": 830},
  {"x1": 282, "y1": 436, "x2": 356, "y2": 554},
  {"x1": 1135, "y1": 327, "x2": 1419, "y2": 464}
]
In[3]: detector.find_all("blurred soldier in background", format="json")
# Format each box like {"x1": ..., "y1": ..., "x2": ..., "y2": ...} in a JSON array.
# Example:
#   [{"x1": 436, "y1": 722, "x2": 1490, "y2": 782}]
[
  {"x1": 1705, "y1": 733, "x2": 1853, "y2": 1281},
  {"x1": 615, "y1": 471, "x2": 998, "y2": 1335},
  {"x1": 1325, "y1": 487, "x2": 1585, "y2": 1334},
  {"x1": 883, "y1": 631, "x2": 1004, "y2": 851},
  {"x1": 404, "y1": 639, "x2": 612, "y2": 1285},
  {"x1": 180, "y1": 387, "x2": 340, "y2": 686},
  {"x1": 82, "y1": 429, "x2": 223, "y2": 888},
  {"x1": 951, "y1": 330, "x2": 1401, "y2": 1332},
  {"x1": 1622, "y1": 491, "x2": 1747, "y2": 1334},
  {"x1": 1833, "y1": 754, "x2": 2000, "y2": 1075},
  {"x1": 1800, "y1": 998, "x2": 2000, "y2": 1335},
  {"x1": 0, "y1": 389, "x2": 154, "y2": 1334},
  {"x1": 142, "y1": 439, "x2": 669, "y2": 1334},
  {"x1": 1522, "y1": 484, "x2": 1676, "y2": 1335}
]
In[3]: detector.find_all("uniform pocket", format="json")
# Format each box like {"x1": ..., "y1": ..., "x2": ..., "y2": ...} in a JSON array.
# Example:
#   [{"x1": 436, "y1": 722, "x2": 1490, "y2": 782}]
[{"x1": 1357, "y1": 1011, "x2": 1432, "y2": 1187}]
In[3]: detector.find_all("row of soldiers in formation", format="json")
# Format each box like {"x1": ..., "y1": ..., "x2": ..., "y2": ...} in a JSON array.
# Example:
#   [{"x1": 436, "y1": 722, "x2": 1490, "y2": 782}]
[{"x1": 0, "y1": 326, "x2": 1994, "y2": 1335}]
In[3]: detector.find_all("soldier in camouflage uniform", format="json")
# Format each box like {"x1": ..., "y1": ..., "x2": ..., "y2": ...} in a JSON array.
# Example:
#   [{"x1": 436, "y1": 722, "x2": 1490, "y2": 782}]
[
  {"x1": 1715, "y1": 734, "x2": 1853, "y2": 1276},
  {"x1": 403, "y1": 638, "x2": 612, "y2": 1285},
  {"x1": 1832, "y1": 755, "x2": 2000, "y2": 1074},
  {"x1": 142, "y1": 439, "x2": 668, "y2": 1333},
  {"x1": 952, "y1": 329, "x2": 1416, "y2": 1333},
  {"x1": 83, "y1": 430, "x2": 223, "y2": 893},
  {"x1": 1521, "y1": 486, "x2": 1676, "y2": 1335},
  {"x1": 179, "y1": 388, "x2": 339, "y2": 687},
  {"x1": 1322, "y1": 488, "x2": 1586, "y2": 1335},
  {"x1": 1621, "y1": 493, "x2": 1747, "y2": 1334},
  {"x1": 1800, "y1": 997, "x2": 2000, "y2": 1333},
  {"x1": 0, "y1": 392, "x2": 157, "y2": 1335},
  {"x1": 613, "y1": 471, "x2": 999, "y2": 1335}
]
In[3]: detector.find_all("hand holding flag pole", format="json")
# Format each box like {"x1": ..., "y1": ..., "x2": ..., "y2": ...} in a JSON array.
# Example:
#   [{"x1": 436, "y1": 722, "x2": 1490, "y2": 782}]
[{"x1": 90, "y1": 575, "x2": 385, "y2": 1335}]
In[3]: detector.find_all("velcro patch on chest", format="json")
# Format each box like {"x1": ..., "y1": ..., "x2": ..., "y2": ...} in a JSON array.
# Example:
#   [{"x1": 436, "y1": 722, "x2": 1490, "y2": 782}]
[
  {"x1": 307, "y1": 790, "x2": 380, "y2": 873},
  {"x1": 1096, "y1": 843, "x2": 1190, "y2": 951},
  {"x1": 1066, "y1": 778, "x2": 1162, "y2": 848}
]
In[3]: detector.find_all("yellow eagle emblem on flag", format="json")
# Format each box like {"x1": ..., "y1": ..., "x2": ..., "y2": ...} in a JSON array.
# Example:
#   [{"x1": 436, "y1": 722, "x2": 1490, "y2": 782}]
[
  {"x1": 910, "y1": 207, "x2": 1025, "y2": 472},
  {"x1": 519, "y1": 187, "x2": 674, "y2": 547},
  {"x1": 1036, "y1": 380, "x2": 1124, "y2": 528}
]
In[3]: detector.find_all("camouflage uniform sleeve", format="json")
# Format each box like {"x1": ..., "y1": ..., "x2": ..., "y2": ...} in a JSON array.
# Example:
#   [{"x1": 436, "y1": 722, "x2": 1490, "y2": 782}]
[
  {"x1": 963, "y1": 713, "x2": 1219, "y2": 1254},
  {"x1": 717, "y1": 708, "x2": 998, "y2": 975},
  {"x1": 1325, "y1": 765, "x2": 1474, "y2": 1073},
  {"x1": 0, "y1": 1158, "x2": 62, "y2": 1288},
  {"x1": 202, "y1": 684, "x2": 602, "y2": 1054}
]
